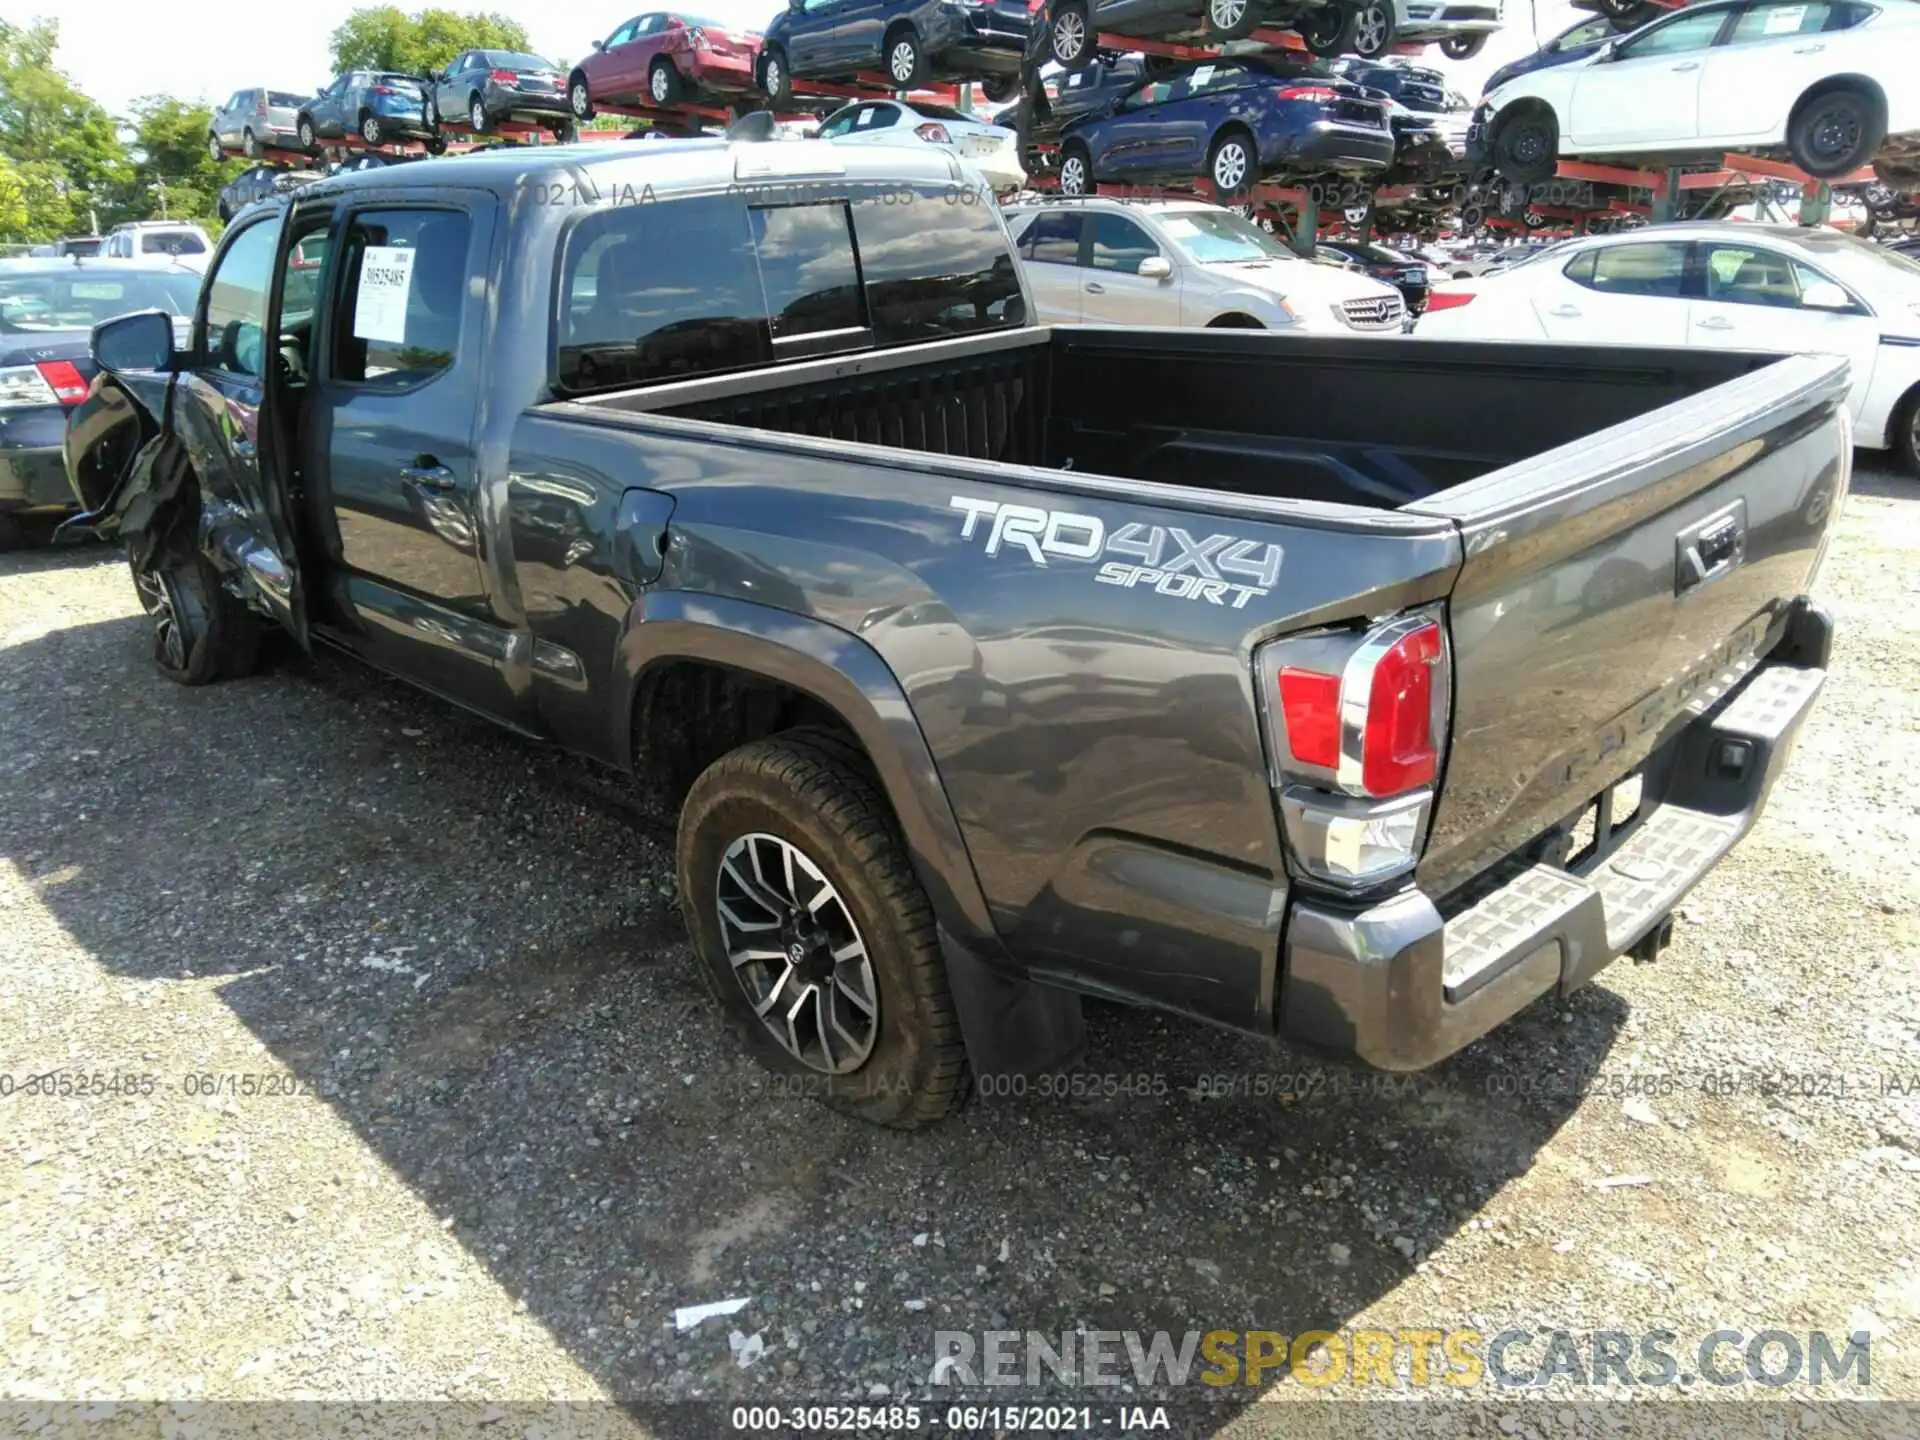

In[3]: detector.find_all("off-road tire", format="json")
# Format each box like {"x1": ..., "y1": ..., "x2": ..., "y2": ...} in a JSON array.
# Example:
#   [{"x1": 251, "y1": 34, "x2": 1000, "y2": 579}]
[{"x1": 676, "y1": 732, "x2": 968, "y2": 1128}]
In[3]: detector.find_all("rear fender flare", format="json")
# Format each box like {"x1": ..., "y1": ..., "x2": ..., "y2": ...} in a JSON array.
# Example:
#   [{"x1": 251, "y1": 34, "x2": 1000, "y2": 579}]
[{"x1": 615, "y1": 591, "x2": 997, "y2": 949}]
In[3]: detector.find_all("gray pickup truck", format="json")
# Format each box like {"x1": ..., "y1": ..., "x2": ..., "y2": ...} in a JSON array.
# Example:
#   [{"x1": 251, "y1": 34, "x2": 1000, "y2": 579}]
[{"x1": 65, "y1": 137, "x2": 1846, "y2": 1128}]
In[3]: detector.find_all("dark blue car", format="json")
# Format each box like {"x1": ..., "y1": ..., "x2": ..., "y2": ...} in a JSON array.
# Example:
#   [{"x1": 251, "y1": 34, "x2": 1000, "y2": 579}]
[
  {"x1": 1480, "y1": 14, "x2": 1617, "y2": 94},
  {"x1": 1053, "y1": 54, "x2": 1393, "y2": 198},
  {"x1": 758, "y1": 0, "x2": 1033, "y2": 102}
]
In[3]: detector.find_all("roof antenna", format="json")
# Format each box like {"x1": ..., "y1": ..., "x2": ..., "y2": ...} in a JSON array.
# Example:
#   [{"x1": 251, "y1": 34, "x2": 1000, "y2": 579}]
[{"x1": 726, "y1": 110, "x2": 780, "y2": 143}]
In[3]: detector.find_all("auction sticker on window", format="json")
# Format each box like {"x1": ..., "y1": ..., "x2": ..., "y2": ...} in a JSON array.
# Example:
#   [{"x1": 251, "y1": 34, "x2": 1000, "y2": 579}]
[{"x1": 353, "y1": 245, "x2": 415, "y2": 344}]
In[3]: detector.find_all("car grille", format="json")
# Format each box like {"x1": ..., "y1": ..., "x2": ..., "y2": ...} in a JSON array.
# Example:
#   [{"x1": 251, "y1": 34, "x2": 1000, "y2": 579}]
[{"x1": 1337, "y1": 294, "x2": 1406, "y2": 330}]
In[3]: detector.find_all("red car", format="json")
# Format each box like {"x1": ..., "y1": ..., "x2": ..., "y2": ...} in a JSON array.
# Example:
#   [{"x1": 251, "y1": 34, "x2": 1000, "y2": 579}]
[{"x1": 568, "y1": 12, "x2": 763, "y2": 115}]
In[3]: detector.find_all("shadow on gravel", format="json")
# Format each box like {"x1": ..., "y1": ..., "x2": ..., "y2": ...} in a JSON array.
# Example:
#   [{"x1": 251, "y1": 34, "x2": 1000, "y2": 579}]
[
  {"x1": 1, "y1": 613, "x2": 1626, "y2": 1422},
  {"x1": 0, "y1": 535, "x2": 119, "y2": 576}
]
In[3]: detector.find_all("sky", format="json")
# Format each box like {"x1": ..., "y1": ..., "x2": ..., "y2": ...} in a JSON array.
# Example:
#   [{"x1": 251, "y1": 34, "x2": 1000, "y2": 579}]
[{"x1": 11, "y1": 0, "x2": 1582, "y2": 120}]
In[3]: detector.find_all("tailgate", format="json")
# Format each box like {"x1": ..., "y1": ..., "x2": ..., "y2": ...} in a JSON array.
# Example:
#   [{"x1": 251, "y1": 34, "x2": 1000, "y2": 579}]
[{"x1": 1406, "y1": 351, "x2": 1850, "y2": 900}]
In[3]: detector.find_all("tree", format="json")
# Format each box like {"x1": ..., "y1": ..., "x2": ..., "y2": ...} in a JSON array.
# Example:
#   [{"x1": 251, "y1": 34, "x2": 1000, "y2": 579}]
[
  {"x1": 329, "y1": 6, "x2": 533, "y2": 74},
  {"x1": 125, "y1": 95, "x2": 237, "y2": 229},
  {"x1": 0, "y1": 19, "x2": 131, "y2": 235}
]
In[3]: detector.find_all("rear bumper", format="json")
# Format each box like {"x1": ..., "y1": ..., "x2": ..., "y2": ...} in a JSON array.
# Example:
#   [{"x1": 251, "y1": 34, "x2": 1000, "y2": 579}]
[
  {"x1": 1270, "y1": 122, "x2": 1396, "y2": 173},
  {"x1": 684, "y1": 52, "x2": 760, "y2": 92},
  {"x1": 1280, "y1": 613, "x2": 1828, "y2": 1070},
  {"x1": 0, "y1": 432, "x2": 78, "y2": 512},
  {"x1": 485, "y1": 84, "x2": 571, "y2": 118}
]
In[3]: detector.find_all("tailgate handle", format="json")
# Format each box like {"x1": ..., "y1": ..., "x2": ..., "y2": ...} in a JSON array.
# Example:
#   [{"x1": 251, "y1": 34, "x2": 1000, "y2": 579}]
[{"x1": 1676, "y1": 503, "x2": 1746, "y2": 594}]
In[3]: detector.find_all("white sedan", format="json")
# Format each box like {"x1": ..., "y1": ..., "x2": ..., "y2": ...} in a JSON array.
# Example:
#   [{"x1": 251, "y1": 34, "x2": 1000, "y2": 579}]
[
  {"x1": 1416, "y1": 222, "x2": 1920, "y2": 473},
  {"x1": 814, "y1": 99, "x2": 1025, "y2": 194},
  {"x1": 1473, "y1": 0, "x2": 1920, "y2": 185}
]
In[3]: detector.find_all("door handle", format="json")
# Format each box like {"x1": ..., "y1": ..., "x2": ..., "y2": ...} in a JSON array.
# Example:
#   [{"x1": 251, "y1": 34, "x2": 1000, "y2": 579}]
[
  {"x1": 1695, "y1": 315, "x2": 1735, "y2": 331},
  {"x1": 1669, "y1": 60, "x2": 1700, "y2": 71},
  {"x1": 1084, "y1": 281, "x2": 1106, "y2": 294},
  {"x1": 1545, "y1": 304, "x2": 1581, "y2": 317},
  {"x1": 1793, "y1": 42, "x2": 1825, "y2": 52},
  {"x1": 400, "y1": 463, "x2": 459, "y2": 492}
]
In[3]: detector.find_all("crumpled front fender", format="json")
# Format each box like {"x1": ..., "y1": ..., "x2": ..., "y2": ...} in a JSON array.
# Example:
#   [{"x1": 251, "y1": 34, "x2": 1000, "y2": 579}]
[{"x1": 60, "y1": 371, "x2": 176, "y2": 542}]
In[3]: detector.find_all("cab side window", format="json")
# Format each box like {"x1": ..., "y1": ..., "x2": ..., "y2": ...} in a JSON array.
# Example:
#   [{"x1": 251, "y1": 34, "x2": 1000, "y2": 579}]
[
  {"x1": 200, "y1": 221, "x2": 279, "y2": 378},
  {"x1": 1017, "y1": 211, "x2": 1081, "y2": 265},
  {"x1": 1087, "y1": 214, "x2": 1159, "y2": 274},
  {"x1": 332, "y1": 208, "x2": 472, "y2": 387}
]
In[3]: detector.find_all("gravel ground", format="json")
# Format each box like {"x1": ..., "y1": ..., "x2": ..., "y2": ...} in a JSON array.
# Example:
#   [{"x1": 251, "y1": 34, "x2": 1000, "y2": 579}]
[{"x1": 1, "y1": 461, "x2": 1917, "y2": 1437}]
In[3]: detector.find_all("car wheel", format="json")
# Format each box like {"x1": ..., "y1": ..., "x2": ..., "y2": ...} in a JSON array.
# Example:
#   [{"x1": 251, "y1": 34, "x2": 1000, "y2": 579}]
[
  {"x1": 677, "y1": 732, "x2": 967, "y2": 1129},
  {"x1": 553, "y1": 117, "x2": 579, "y2": 143},
  {"x1": 360, "y1": 113, "x2": 384, "y2": 145},
  {"x1": 980, "y1": 72, "x2": 1021, "y2": 105},
  {"x1": 1057, "y1": 142, "x2": 1092, "y2": 195},
  {"x1": 1895, "y1": 387, "x2": 1920, "y2": 478},
  {"x1": 207, "y1": 131, "x2": 224, "y2": 162},
  {"x1": 1458, "y1": 202, "x2": 1485, "y2": 232},
  {"x1": 1050, "y1": 1, "x2": 1094, "y2": 69},
  {"x1": 1208, "y1": 130, "x2": 1256, "y2": 200},
  {"x1": 463, "y1": 95, "x2": 487, "y2": 133},
  {"x1": 129, "y1": 516, "x2": 261, "y2": 687},
  {"x1": 761, "y1": 47, "x2": 791, "y2": 104},
  {"x1": 425, "y1": 134, "x2": 448, "y2": 155},
  {"x1": 1788, "y1": 85, "x2": 1885, "y2": 180},
  {"x1": 1204, "y1": 0, "x2": 1261, "y2": 41},
  {"x1": 1492, "y1": 107, "x2": 1556, "y2": 185},
  {"x1": 1351, "y1": 0, "x2": 1396, "y2": 57},
  {"x1": 648, "y1": 57, "x2": 681, "y2": 107},
  {"x1": 1298, "y1": 2, "x2": 1359, "y2": 57},
  {"x1": 297, "y1": 117, "x2": 317, "y2": 152},
  {"x1": 242, "y1": 128, "x2": 262, "y2": 159},
  {"x1": 885, "y1": 28, "x2": 925, "y2": 88},
  {"x1": 1439, "y1": 32, "x2": 1486, "y2": 59},
  {"x1": 569, "y1": 73, "x2": 595, "y2": 119}
]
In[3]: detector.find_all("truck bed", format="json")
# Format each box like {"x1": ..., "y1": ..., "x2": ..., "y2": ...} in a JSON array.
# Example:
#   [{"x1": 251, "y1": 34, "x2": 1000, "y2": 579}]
[{"x1": 563, "y1": 325, "x2": 1780, "y2": 512}]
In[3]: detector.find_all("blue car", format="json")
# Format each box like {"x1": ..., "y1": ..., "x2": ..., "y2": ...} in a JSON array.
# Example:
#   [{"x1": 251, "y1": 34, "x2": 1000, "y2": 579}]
[
  {"x1": 758, "y1": 0, "x2": 1033, "y2": 101},
  {"x1": 1480, "y1": 14, "x2": 1617, "y2": 94},
  {"x1": 1053, "y1": 54, "x2": 1394, "y2": 199}
]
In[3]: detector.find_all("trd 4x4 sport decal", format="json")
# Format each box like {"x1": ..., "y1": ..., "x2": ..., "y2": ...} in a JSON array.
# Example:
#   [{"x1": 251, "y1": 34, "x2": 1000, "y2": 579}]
[{"x1": 949, "y1": 496, "x2": 1281, "y2": 609}]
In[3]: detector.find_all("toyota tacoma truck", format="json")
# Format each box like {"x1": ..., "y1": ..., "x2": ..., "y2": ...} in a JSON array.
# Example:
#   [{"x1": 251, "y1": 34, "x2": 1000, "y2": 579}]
[{"x1": 64, "y1": 136, "x2": 1846, "y2": 1127}]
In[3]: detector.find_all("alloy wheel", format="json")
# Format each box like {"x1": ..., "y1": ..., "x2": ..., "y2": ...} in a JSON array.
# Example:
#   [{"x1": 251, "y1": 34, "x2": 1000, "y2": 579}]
[
  {"x1": 715, "y1": 832, "x2": 879, "y2": 1075},
  {"x1": 133, "y1": 565, "x2": 187, "y2": 672},
  {"x1": 765, "y1": 56, "x2": 784, "y2": 97},
  {"x1": 1214, "y1": 141, "x2": 1248, "y2": 192},
  {"x1": 471, "y1": 98, "x2": 487, "y2": 129},
  {"x1": 652, "y1": 66, "x2": 672, "y2": 103},
  {"x1": 361, "y1": 116, "x2": 381, "y2": 144},
  {"x1": 1356, "y1": 4, "x2": 1388, "y2": 53},
  {"x1": 571, "y1": 81, "x2": 591, "y2": 117},
  {"x1": 299, "y1": 120, "x2": 315, "y2": 149},
  {"x1": 890, "y1": 41, "x2": 916, "y2": 83},
  {"x1": 1052, "y1": 11, "x2": 1085, "y2": 63},
  {"x1": 1209, "y1": 0, "x2": 1247, "y2": 27},
  {"x1": 207, "y1": 132, "x2": 223, "y2": 162},
  {"x1": 1060, "y1": 153, "x2": 1087, "y2": 194}
]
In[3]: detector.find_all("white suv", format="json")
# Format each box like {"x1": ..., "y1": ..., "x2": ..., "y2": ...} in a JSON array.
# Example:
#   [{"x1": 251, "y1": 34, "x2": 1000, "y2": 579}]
[
  {"x1": 100, "y1": 223, "x2": 214, "y2": 273},
  {"x1": 1005, "y1": 197, "x2": 1407, "y2": 333}
]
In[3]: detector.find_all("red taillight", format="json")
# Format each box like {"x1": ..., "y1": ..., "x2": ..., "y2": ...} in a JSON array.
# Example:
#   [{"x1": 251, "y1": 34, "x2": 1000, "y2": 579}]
[
  {"x1": 1279, "y1": 668, "x2": 1342, "y2": 770},
  {"x1": 1029, "y1": 0, "x2": 1045, "y2": 11},
  {"x1": 1360, "y1": 620, "x2": 1441, "y2": 795},
  {"x1": 1275, "y1": 84, "x2": 1339, "y2": 103},
  {"x1": 915, "y1": 122, "x2": 952, "y2": 143},
  {"x1": 370, "y1": 85, "x2": 396, "y2": 95},
  {"x1": 36, "y1": 360, "x2": 88, "y2": 405},
  {"x1": 1424, "y1": 290, "x2": 1475, "y2": 311},
  {"x1": 489, "y1": 69, "x2": 518, "y2": 83}
]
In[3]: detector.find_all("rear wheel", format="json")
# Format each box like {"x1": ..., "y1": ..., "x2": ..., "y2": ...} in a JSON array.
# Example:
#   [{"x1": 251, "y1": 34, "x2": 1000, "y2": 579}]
[
  {"x1": 360, "y1": 112, "x2": 385, "y2": 145},
  {"x1": 885, "y1": 27, "x2": 926, "y2": 88},
  {"x1": 677, "y1": 733, "x2": 967, "y2": 1128},
  {"x1": 650, "y1": 56, "x2": 681, "y2": 106},
  {"x1": 1057, "y1": 140, "x2": 1093, "y2": 195},
  {"x1": 553, "y1": 117, "x2": 579, "y2": 142},
  {"x1": 425, "y1": 134, "x2": 448, "y2": 155},
  {"x1": 980, "y1": 72, "x2": 1021, "y2": 105},
  {"x1": 1050, "y1": 1, "x2": 1094, "y2": 69},
  {"x1": 130, "y1": 508, "x2": 261, "y2": 686},
  {"x1": 1204, "y1": 0, "x2": 1261, "y2": 41},
  {"x1": 242, "y1": 127, "x2": 262, "y2": 158},
  {"x1": 1208, "y1": 128, "x2": 1256, "y2": 200},
  {"x1": 207, "y1": 131, "x2": 224, "y2": 162},
  {"x1": 1298, "y1": 2, "x2": 1359, "y2": 57},
  {"x1": 468, "y1": 95, "x2": 491, "y2": 133},
  {"x1": 1350, "y1": 0, "x2": 1396, "y2": 58},
  {"x1": 1439, "y1": 32, "x2": 1487, "y2": 59},
  {"x1": 297, "y1": 116, "x2": 318, "y2": 151},
  {"x1": 1787, "y1": 84, "x2": 1884, "y2": 180},
  {"x1": 761, "y1": 46, "x2": 792, "y2": 104}
]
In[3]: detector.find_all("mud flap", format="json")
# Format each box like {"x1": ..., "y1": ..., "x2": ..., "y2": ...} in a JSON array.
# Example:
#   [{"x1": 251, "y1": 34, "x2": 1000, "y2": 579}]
[{"x1": 939, "y1": 929, "x2": 1086, "y2": 1090}]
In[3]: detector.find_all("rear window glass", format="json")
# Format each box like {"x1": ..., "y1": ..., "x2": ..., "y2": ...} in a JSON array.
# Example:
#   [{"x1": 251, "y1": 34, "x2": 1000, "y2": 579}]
[
  {"x1": 0, "y1": 271, "x2": 200, "y2": 333},
  {"x1": 268, "y1": 91, "x2": 305, "y2": 106},
  {"x1": 555, "y1": 184, "x2": 1024, "y2": 394},
  {"x1": 142, "y1": 231, "x2": 206, "y2": 255}
]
